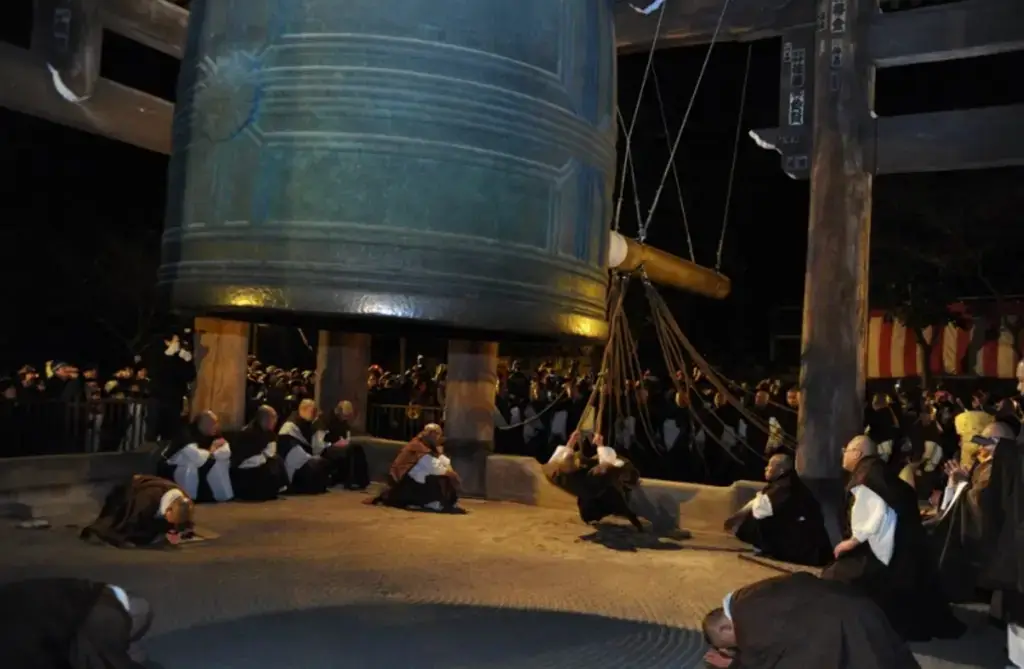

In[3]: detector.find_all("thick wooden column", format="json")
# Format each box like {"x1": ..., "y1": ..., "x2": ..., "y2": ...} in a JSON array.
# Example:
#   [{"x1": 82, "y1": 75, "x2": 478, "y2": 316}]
[
  {"x1": 798, "y1": 0, "x2": 875, "y2": 544},
  {"x1": 191, "y1": 317, "x2": 249, "y2": 429},
  {"x1": 444, "y1": 340, "x2": 498, "y2": 496},
  {"x1": 315, "y1": 332, "x2": 371, "y2": 433}
]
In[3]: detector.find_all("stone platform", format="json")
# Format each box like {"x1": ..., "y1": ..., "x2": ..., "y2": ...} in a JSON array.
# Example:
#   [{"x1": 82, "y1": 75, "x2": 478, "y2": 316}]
[{"x1": 0, "y1": 492, "x2": 1006, "y2": 668}]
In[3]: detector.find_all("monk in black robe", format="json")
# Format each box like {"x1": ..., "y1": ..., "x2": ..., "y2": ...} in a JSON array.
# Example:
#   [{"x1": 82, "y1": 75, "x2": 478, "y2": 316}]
[
  {"x1": 724, "y1": 454, "x2": 832, "y2": 566},
  {"x1": 81, "y1": 474, "x2": 195, "y2": 548},
  {"x1": 276, "y1": 399, "x2": 332, "y2": 495},
  {"x1": 543, "y1": 431, "x2": 644, "y2": 532},
  {"x1": 701, "y1": 572, "x2": 920, "y2": 668},
  {"x1": 226, "y1": 405, "x2": 289, "y2": 501},
  {"x1": 935, "y1": 422, "x2": 1024, "y2": 665},
  {"x1": 823, "y1": 435, "x2": 964, "y2": 641},
  {"x1": 314, "y1": 400, "x2": 371, "y2": 490},
  {"x1": 368, "y1": 423, "x2": 461, "y2": 512},
  {"x1": 0, "y1": 577, "x2": 155, "y2": 669},
  {"x1": 159, "y1": 411, "x2": 234, "y2": 503}
]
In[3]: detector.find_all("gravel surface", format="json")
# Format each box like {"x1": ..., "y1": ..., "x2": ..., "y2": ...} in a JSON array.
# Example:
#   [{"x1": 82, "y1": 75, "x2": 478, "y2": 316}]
[{"x1": 0, "y1": 491, "x2": 1006, "y2": 668}]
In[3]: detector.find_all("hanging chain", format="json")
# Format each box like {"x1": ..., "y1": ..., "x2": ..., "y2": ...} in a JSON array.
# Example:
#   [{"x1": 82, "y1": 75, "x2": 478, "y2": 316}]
[
  {"x1": 639, "y1": 0, "x2": 734, "y2": 234},
  {"x1": 612, "y1": 0, "x2": 669, "y2": 232},
  {"x1": 716, "y1": 42, "x2": 752, "y2": 271}
]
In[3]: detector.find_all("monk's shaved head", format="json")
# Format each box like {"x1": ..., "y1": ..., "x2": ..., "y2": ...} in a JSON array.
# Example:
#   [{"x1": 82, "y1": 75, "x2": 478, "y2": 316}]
[
  {"x1": 849, "y1": 435, "x2": 877, "y2": 456},
  {"x1": 764, "y1": 453, "x2": 793, "y2": 480},
  {"x1": 842, "y1": 435, "x2": 876, "y2": 472},
  {"x1": 702, "y1": 607, "x2": 735, "y2": 649}
]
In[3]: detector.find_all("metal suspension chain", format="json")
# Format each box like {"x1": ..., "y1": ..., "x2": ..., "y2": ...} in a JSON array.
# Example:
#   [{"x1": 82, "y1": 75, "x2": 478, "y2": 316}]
[
  {"x1": 650, "y1": 64, "x2": 696, "y2": 261},
  {"x1": 612, "y1": 0, "x2": 669, "y2": 232},
  {"x1": 716, "y1": 43, "x2": 752, "y2": 271},
  {"x1": 639, "y1": 0, "x2": 735, "y2": 236}
]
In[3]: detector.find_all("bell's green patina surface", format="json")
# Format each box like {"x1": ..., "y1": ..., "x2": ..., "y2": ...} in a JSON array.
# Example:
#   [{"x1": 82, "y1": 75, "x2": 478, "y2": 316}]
[{"x1": 161, "y1": 0, "x2": 617, "y2": 341}]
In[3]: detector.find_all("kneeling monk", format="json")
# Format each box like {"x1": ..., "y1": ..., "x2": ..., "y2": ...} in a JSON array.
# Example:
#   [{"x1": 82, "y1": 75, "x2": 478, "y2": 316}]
[
  {"x1": 0, "y1": 578, "x2": 155, "y2": 669},
  {"x1": 724, "y1": 453, "x2": 832, "y2": 566},
  {"x1": 81, "y1": 474, "x2": 195, "y2": 547},
  {"x1": 702, "y1": 572, "x2": 920, "y2": 668},
  {"x1": 159, "y1": 410, "x2": 234, "y2": 503},
  {"x1": 369, "y1": 423, "x2": 461, "y2": 512},
  {"x1": 544, "y1": 431, "x2": 644, "y2": 531}
]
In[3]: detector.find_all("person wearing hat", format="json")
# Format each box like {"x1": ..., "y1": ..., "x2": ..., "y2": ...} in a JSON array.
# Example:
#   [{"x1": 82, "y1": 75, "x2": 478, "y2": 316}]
[{"x1": 0, "y1": 577, "x2": 154, "y2": 668}]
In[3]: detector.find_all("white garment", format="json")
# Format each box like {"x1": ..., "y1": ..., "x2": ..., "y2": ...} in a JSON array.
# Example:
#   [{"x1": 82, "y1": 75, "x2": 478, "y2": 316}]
[
  {"x1": 166, "y1": 443, "x2": 234, "y2": 502},
  {"x1": 107, "y1": 585, "x2": 131, "y2": 612},
  {"x1": 408, "y1": 453, "x2": 452, "y2": 484},
  {"x1": 547, "y1": 444, "x2": 573, "y2": 465},
  {"x1": 922, "y1": 441, "x2": 943, "y2": 472},
  {"x1": 596, "y1": 445, "x2": 625, "y2": 468},
  {"x1": 939, "y1": 480, "x2": 970, "y2": 514},
  {"x1": 750, "y1": 491, "x2": 774, "y2": 520},
  {"x1": 877, "y1": 440, "x2": 894, "y2": 463},
  {"x1": 278, "y1": 422, "x2": 321, "y2": 482},
  {"x1": 238, "y1": 440, "x2": 278, "y2": 470},
  {"x1": 723, "y1": 592, "x2": 734, "y2": 620},
  {"x1": 1009, "y1": 622, "x2": 1024, "y2": 667},
  {"x1": 849, "y1": 484, "x2": 897, "y2": 566}
]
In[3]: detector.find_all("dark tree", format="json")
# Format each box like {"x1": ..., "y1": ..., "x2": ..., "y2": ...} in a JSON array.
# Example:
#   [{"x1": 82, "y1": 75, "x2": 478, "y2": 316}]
[{"x1": 871, "y1": 170, "x2": 1021, "y2": 385}]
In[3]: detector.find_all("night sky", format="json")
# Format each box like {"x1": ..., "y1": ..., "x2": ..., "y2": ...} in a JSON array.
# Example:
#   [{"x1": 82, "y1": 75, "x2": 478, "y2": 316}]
[{"x1": 1, "y1": 6, "x2": 1023, "y2": 375}]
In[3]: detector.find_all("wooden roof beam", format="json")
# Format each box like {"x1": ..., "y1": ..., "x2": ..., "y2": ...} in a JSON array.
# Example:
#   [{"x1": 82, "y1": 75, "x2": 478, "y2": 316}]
[
  {"x1": 101, "y1": 0, "x2": 807, "y2": 58},
  {"x1": 101, "y1": 0, "x2": 188, "y2": 59},
  {"x1": 0, "y1": 41, "x2": 173, "y2": 154},
  {"x1": 750, "y1": 104, "x2": 1024, "y2": 176},
  {"x1": 869, "y1": 0, "x2": 1024, "y2": 67}
]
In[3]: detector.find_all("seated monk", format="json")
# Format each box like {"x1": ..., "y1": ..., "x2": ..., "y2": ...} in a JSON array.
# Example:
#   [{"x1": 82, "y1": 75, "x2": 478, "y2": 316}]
[
  {"x1": 0, "y1": 577, "x2": 155, "y2": 669},
  {"x1": 543, "y1": 430, "x2": 644, "y2": 532},
  {"x1": 368, "y1": 423, "x2": 461, "y2": 512},
  {"x1": 724, "y1": 453, "x2": 832, "y2": 566},
  {"x1": 313, "y1": 400, "x2": 371, "y2": 490},
  {"x1": 227, "y1": 405, "x2": 289, "y2": 501},
  {"x1": 81, "y1": 474, "x2": 195, "y2": 548},
  {"x1": 701, "y1": 572, "x2": 921, "y2": 668},
  {"x1": 276, "y1": 399, "x2": 333, "y2": 495},
  {"x1": 158, "y1": 410, "x2": 234, "y2": 503}
]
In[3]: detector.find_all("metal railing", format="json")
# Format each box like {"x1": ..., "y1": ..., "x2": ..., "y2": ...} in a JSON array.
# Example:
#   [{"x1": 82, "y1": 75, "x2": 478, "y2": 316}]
[
  {"x1": 366, "y1": 403, "x2": 444, "y2": 442},
  {"x1": 0, "y1": 398, "x2": 156, "y2": 457}
]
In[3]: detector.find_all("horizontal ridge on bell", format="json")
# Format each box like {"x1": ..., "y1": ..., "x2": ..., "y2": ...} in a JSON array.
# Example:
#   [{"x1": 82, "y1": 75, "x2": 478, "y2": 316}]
[{"x1": 160, "y1": 0, "x2": 620, "y2": 342}]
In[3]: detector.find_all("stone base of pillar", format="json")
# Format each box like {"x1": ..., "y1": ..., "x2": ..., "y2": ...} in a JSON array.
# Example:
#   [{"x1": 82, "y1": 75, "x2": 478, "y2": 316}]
[
  {"x1": 315, "y1": 331, "x2": 371, "y2": 433},
  {"x1": 444, "y1": 340, "x2": 498, "y2": 497},
  {"x1": 191, "y1": 317, "x2": 249, "y2": 429}
]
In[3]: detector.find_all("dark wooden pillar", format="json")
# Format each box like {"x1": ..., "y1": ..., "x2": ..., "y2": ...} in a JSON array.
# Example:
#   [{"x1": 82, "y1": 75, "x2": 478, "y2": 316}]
[
  {"x1": 444, "y1": 340, "x2": 498, "y2": 496},
  {"x1": 798, "y1": 0, "x2": 876, "y2": 544},
  {"x1": 191, "y1": 317, "x2": 249, "y2": 429},
  {"x1": 315, "y1": 332, "x2": 371, "y2": 433}
]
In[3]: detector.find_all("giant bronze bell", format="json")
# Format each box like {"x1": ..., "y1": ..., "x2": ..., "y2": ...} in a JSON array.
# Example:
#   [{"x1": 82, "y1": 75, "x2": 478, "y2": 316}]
[{"x1": 160, "y1": 0, "x2": 618, "y2": 341}]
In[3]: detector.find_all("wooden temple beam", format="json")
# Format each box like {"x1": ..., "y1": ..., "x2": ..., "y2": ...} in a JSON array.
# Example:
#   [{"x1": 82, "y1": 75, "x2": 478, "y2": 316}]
[
  {"x1": 751, "y1": 104, "x2": 1024, "y2": 176},
  {"x1": 615, "y1": 0, "x2": 814, "y2": 51},
  {"x1": 0, "y1": 41, "x2": 173, "y2": 154},
  {"x1": 875, "y1": 105, "x2": 1024, "y2": 174},
  {"x1": 99, "y1": 0, "x2": 806, "y2": 56},
  {"x1": 869, "y1": 0, "x2": 1024, "y2": 67},
  {"x1": 100, "y1": 0, "x2": 188, "y2": 59}
]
